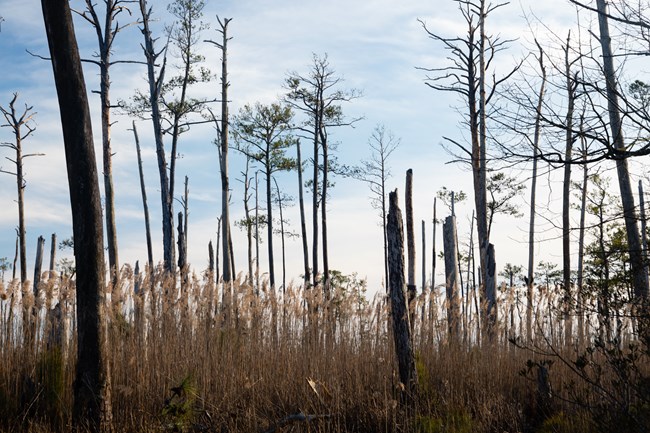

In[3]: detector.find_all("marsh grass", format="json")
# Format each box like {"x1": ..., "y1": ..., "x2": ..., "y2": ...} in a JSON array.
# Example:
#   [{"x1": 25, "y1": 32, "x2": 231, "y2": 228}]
[{"x1": 0, "y1": 266, "x2": 648, "y2": 432}]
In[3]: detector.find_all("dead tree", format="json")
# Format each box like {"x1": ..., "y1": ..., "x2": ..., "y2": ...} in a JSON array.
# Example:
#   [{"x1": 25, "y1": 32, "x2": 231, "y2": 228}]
[
  {"x1": 443, "y1": 216, "x2": 460, "y2": 340},
  {"x1": 405, "y1": 169, "x2": 417, "y2": 333},
  {"x1": 527, "y1": 41, "x2": 546, "y2": 342},
  {"x1": 355, "y1": 124, "x2": 400, "y2": 291},
  {"x1": 0, "y1": 93, "x2": 39, "y2": 288},
  {"x1": 561, "y1": 32, "x2": 579, "y2": 346},
  {"x1": 419, "y1": 0, "x2": 516, "y2": 337},
  {"x1": 206, "y1": 16, "x2": 234, "y2": 285},
  {"x1": 131, "y1": 121, "x2": 154, "y2": 270},
  {"x1": 41, "y1": 0, "x2": 113, "y2": 429},
  {"x1": 33, "y1": 235, "x2": 45, "y2": 293},
  {"x1": 77, "y1": 0, "x2": 138, "y2": 284},
  {"x1": 49, "y1": 233, "x2": 56, "y2": 277},
  {"x1": 386, "y1": 190, "x2": 417, "y2": 398},
  {"x1": 137, "y1": 0, "x2": 175, "y2": 272}
]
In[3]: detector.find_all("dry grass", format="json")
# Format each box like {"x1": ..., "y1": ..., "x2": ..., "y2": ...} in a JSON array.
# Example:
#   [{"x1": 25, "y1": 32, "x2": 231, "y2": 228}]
[{"x1": 0, "y1": 266, "x2": 648, "y2": 432}]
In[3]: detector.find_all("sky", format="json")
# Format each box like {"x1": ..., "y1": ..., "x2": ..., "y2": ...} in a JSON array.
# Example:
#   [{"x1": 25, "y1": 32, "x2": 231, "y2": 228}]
[{"x1": 0, "y1": 0, "x2": 635, "y2": 294}]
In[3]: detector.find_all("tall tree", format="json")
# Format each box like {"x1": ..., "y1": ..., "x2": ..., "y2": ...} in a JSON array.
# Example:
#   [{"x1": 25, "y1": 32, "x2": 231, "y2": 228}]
[
  {"x1": 355, "y1": 124, "x2": 400, "y2": 291},
  {"x1": 526, "y1": 41, "x2": 546, "y2": 342},
  {"x1": 285, "y1": 53, "x2": 361, "y2": 291},
  {"x1": 77, "y1": 0, "x2": 136, "y2": 283},
  {"x1": 593, "y1": 0, "x2": 648, "y2": 300},
  {"x1": 295, "y1": 139, "x2": 310, "y2": 288},
  {"x1": 131, "y1": 121, "x2": 154, "y2": 270},
  {"x1": 234, "y1": 102, "x2": 295, "y2": 290},
  {"x1": 41, "y1": 0, "x2": 112, "y2": 429},
  {"x1": 163, "y1": 0, "x2": 211, "y2": 212},
  {"x1": 135, "y1": 0, "x2": 175, "y2": 272},
  {"x1": 0, "y1": 94, "x2": 38, "y2": 287},
  {"x1": 420, "y1": 0, "x2": 518, "y2": 334},
  {"x1": 206, "y1": 16, "x2": 233, "y2": 285},
  {"x1": 561, "y1": 32, "x2": 579, "y2": 345}
]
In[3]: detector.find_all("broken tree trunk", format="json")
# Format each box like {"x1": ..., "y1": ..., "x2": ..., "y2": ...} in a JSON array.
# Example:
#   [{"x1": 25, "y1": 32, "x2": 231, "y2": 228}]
[
  {"x1": 33, "y1": 235, "x2": 45, "y2": 295},
  {"x1": 386, "y1": 189, "x2": 417, "y2": 399},
  {"x1": 405, "y1": 169, "x2": 417, "y2": 334},
  {"x1": 443, "y1": 216, "x2": 460, "y2": 341},
  {"x1": 49, "y1": 233, "x2": 56, "y2": 277}
]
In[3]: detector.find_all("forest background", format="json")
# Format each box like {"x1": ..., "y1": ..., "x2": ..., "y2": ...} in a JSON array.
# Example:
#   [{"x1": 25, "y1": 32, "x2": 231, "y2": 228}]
[{"x1": 0, "y1": 0, "x2": 643, "y2": 294}]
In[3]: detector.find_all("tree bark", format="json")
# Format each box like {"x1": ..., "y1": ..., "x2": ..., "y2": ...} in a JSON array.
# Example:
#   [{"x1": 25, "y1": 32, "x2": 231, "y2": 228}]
[
  {"x1": 596, "y1": 0, "x2": 648, "y2": 300},
  {"x1": 386, "y1": 190, "x2": 417, "y2": 398},
  {"x1": 41, "y1": 0, "x2": 112, "y2": 429}
]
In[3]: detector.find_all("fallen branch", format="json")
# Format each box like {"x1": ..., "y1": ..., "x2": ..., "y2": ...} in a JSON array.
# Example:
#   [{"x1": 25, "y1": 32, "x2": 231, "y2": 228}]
[{"x1": 262, "y1": 411, "x2": 331, "y2": 433}]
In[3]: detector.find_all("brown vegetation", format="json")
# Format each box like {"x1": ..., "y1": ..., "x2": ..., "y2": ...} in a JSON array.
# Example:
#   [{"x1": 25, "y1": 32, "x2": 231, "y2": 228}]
[{"x1": 0, "y1": 268, "x2": 648, "y2": 432}]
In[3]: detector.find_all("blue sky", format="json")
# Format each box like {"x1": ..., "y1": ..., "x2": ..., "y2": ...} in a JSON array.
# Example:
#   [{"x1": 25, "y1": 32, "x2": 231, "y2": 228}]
[{"x1": 0, "y1": 0, "x2": 627, "y2": 292}]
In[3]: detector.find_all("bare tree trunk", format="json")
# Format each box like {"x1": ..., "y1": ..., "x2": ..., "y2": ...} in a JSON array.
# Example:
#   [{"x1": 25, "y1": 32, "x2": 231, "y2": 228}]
[
  {"x1": 132, "y1": 122, "x2": 154, "y2": 269},
  {"x1": 217, "y1": 18, "x2": 233, "y2": 286},
  {"x1": 405, "y1": 169, "x2": 416, "y2": 333},
  {"x1": 319, "y1": 122, "x2": 331, "y2": 295},
  {"x1": 312, "y1": 119, "x2": 320, "y2": 289},
  {"x1": 266, "y1": 167, "x2": 275, "y2": 291},
  {"x1": 422, "y1": 219, "x2": 426, "y2": 292},
  {"x1": 477, "y1": 0, "x2": 492, "y2": 332},
  {"x1": 100, "y1": 44, "x2": 119, "y2": 287},
  {"x1": 296, "y1": 140, "x2": 310, "y2": 289},
  {"x1": 485, "y1": 244, "x2": 497, "y2": 341},
  {"x1": 12, "y1": 235, "x2": 18, "y2": 281},
  {"x1": 184, "y1": 176, "x2": 189, "y2": 255},
  {"x1": 596, "y1": 0, "x2": 648, "y2": 301},
  {"x1": 215, "y1": 216, "x2": 221, "y2": 283},
  {"x1": 386, "y1": 190, "x2": 417, "y2": 398},
  {"x1": 443, "y1": 216, "x2": 460, "y2": 340},
  {"x1": 49, "y1": 233, "x2": 57, "y2": 276},
  {"x1": 33, "y1": 235, "x2": 45, "y2": 294},
  {"x1": 242, "y1": 163, "x2": 253, "y2": 286},
  {"x1": 577, "y1": 147, "x2": 589, "y2": 347},
  {"x1": 466, "y1": 210, "x2": 475, "y2": 342},
  {"x1": 527, "y1": 41, "x2": 546, "y2": 342},
  {"x1": 432, "y1": 197, "x2": 437, "y2": 290},
  {"x1": 562, "y1": 33, "x2": 575, "y2": 347},
  {"x1": 41, "y1": 0, "x2": 113, "y2": 429},
  {"x1": 177, "y1": 212, "x2": 187, "y2": 294},
  {"x1": 639, "y1": 180, "x2": 649, "y2": 291},
  {"x1": 255, "y1": 173, "x2": 260, "y2": 293},
  {"x1": 138, "y1": 0, "x2": 175, "y2": 273},
  {"x1": 274, "y1": 177, "x2": 287, "y2": 293}
]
